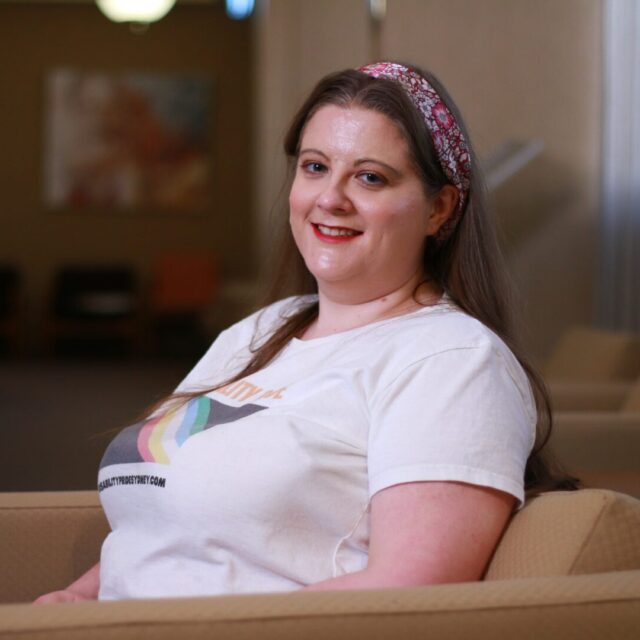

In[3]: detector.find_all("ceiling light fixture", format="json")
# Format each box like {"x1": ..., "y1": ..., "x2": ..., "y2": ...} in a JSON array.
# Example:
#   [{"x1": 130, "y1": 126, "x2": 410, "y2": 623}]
[
  {"x1": 225, "y1": 0, "x2": 254, "y2": 20},
  {"x1": 96, "y1": 0, "x2": 177, "y2": 24}
]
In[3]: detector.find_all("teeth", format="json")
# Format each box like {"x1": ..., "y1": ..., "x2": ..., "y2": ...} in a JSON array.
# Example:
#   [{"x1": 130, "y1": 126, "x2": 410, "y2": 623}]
[{"x1": 317, "y1": 224, "x2": 359, "y2": 237}]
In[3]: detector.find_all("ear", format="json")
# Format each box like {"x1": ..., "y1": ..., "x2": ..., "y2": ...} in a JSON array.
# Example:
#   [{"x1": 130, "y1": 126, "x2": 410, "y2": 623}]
[{"x1": 425, "y1": 185, "x2": 459, "y2": 236}]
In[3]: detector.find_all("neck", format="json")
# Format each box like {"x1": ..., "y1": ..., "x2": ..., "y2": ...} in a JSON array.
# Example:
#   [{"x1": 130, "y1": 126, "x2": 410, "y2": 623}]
[{"x1": 301, "y1": 274, "x2": 442, "y2": 340}]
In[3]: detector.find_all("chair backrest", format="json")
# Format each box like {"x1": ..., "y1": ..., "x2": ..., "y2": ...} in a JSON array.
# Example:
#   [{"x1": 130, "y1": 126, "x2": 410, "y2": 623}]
[
  {"x1": 53, "y1": 266, "x2": 137, "y2": 318},
  {"x1": 485, "y1": 489, "x2": 640, "y2": 580},
  {"x1": 150, "y1": 252, "x2": 217, "y2": 314},
  {"x1": 545, "y1": 326, "x2": 640, "y2": 381},
  {"x1": 0, "y1": 265, "x2": 20, "y2": 319},
  {"x1": 550, "y1": 412, "x2": 640, "y2": 498}
]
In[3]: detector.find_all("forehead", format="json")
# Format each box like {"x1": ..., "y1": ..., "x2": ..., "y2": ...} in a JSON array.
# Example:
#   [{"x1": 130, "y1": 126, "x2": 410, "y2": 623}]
[{"x1": 300, "y1": 105, "x2": 411, "y2": 162}]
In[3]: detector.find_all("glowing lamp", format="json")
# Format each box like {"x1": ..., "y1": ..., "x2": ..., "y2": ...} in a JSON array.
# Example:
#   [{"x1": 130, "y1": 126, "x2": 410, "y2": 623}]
[
  {"x1": 225, "y1": 0, "x2": 254, "y2": 20},
  {"x1": 96, "y1": 0, "x2": 177, "y2": 24}
]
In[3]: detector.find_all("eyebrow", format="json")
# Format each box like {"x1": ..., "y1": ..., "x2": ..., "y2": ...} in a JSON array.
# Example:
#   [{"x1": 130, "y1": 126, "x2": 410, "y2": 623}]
[
  {"x1": 298, "y1": 148, "x2": 403, "y2": 178},
  {"x1": 298, "y1": 148, "x2": 329, "y2": 159}
]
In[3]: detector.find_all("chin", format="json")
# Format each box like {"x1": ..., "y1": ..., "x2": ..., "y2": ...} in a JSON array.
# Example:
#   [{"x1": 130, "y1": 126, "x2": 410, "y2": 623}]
[{"x1": 307, "y1": 264, "x2": 355, "y2": 283}]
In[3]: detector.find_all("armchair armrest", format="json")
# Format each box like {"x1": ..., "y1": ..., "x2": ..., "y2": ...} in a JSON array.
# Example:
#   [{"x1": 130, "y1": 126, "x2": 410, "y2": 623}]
[{"x1": 0, "y1": 571, "x2": 638, "y2": 640}]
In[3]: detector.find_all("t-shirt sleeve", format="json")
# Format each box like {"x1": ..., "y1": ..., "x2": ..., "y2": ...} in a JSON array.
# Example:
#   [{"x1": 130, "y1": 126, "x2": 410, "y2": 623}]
[{"x1": 368, "y1": 341, "x2": 536, "y2": 506}]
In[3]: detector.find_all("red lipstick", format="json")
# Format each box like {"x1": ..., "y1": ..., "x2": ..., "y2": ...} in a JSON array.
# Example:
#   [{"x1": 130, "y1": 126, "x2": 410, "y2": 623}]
[{"x1": 312, "y1": 223, "x2": 362, "y2": 243}]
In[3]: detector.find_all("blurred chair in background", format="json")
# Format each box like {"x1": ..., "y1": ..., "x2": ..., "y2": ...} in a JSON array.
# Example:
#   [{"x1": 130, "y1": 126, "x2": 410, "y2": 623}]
[
  {"x1": 0, "y1": 265, "x2": 23, "y2": 357},
  {"x1": 148, "y1": 251, "x2": 218, "y2": 357},
  {"x1": 552, "y1": 406, "x2": 640, "y2": 499},
  {"x1": 546, "y1": 326, "x2": 640, "y2": 412},
  {"x1": 44, "y1": 265, "x2": 140, "y2": 357},
  {"x1": 544, "y1": 326, "x2": 640, "y2": 498},
  {"x1": 545, "y1": 325, "x2": 640, "y2": 382}
]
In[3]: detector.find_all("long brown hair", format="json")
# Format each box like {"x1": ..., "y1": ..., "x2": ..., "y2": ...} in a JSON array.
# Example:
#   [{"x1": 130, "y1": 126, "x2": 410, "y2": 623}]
[{"x1": 169, "y1": 65, "x2": 578, "y2": 496}]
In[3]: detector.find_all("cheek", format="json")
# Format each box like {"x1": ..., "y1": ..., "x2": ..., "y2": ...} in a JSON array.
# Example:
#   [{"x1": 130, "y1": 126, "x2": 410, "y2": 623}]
[
  {"x1": 288, "y1": 193, "x2": 301, "y2": 220},
  {"x1": 288, "y1": 178, "x2": 313, "y2": 219},
  {"x1": 392, "y1": 196, "x2": 432, "y2": 237},
  {"x1": 288, "y1": 189, "x2": 308, "y2": 244},
  {"x1": 370, "y1": 198, "x2": 430, "y2": 239},
  {"x1": 370, "y1": 200, "x2": 430, "y2": 265}
]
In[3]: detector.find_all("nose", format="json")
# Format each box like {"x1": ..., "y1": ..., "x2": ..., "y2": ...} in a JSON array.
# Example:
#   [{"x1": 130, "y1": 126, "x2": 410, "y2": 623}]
[{"x1": 317, "y1": 177, "x2": 352, "y2": 216}]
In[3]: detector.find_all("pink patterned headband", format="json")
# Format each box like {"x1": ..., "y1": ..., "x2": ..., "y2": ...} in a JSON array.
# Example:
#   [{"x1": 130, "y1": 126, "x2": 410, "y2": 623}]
[{"x1": 359, "y1": 62, "x2": 471, "y2": 242}]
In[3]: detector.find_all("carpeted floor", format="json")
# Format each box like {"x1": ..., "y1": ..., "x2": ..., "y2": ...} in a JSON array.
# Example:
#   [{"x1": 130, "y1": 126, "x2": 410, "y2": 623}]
[{"x1": 0, "y1": 358, "x2": 194, "y2": 491}]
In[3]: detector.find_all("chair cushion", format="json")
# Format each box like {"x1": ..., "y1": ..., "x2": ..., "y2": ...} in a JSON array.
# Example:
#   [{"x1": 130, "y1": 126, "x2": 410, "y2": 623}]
[{"x1": 485, "y1": 489, "x2": 640, "y2": 579}]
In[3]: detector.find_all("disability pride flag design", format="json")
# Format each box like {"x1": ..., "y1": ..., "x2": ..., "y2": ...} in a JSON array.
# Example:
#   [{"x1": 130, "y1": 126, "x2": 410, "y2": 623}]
[{"x1": 100, "y1": 396, "x2": 266, "y2": 469}]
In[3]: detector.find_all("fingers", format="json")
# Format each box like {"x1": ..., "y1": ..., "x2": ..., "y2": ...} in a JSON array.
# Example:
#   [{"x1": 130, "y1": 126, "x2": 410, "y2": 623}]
[{"x1": 33, "y1": 590, "x2": 82, "y2": 605}]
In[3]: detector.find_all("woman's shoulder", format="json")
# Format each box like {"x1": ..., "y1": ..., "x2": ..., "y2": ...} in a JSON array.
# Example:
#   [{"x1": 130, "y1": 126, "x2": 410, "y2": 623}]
[
  {"x1": 372, "y1": 301, "x2": 529, "y2": 389},
  {"x1": 375, "y1": 300, "x2": 502, "y2": 353},
  {"x1": 366, "y1": 304, "x2": 536, "y2": 425}
]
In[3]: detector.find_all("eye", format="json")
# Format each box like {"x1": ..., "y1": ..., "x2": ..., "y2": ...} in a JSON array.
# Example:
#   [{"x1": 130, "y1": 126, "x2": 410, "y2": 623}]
[
  {"x1": 300, "y1": 161, "x2": 327, "y2": 175},
  {"x1": 358, "y1": 171, "x2": 386, "y2": 186}
]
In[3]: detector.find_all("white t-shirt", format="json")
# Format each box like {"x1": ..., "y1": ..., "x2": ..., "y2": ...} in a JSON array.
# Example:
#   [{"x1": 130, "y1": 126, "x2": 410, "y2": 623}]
[{"x1": 97, "y1": 295, "x2": 536, "y2": 600}]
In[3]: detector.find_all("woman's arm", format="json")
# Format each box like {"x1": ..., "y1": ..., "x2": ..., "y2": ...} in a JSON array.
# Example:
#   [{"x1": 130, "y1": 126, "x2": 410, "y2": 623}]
[
  {"x1": 33, "y1": 561, "x2": 101, "y2": 604},
  {"x1": 32, "y1": 482, "x2": 512, "y2": 599},
  {"x1": 303, "y1": 480, "x2": 514, "y2": 591}
]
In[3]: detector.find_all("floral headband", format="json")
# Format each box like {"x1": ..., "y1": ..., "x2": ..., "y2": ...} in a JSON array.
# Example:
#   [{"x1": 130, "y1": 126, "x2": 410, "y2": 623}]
[{"x1": 359, "y1": 62, "x2": 471, "y2": 242}]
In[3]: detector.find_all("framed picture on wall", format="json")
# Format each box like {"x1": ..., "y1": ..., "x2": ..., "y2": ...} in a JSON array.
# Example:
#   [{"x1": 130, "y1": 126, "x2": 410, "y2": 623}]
[{"x1": 43, "y1": 69, "x2": 213, "y2": 213}]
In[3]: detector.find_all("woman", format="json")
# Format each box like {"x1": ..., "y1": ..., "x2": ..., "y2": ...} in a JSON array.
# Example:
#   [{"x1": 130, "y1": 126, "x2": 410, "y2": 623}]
[{"x1": 36, "y1": 62, "x2": 572, "y2": 603}]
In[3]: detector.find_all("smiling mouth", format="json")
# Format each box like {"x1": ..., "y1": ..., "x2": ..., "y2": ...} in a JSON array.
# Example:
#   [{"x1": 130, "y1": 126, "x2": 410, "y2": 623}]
[{"x1": 312, "y1": 223, "x2": 363, "y2": 238}]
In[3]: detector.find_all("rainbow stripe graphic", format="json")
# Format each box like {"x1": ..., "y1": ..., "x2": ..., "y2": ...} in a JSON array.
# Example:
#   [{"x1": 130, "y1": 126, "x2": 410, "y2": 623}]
[
  {"x1": 99, "y1": 396, "x2": 266, "y2": 470},
  {"x1": 137, "y1": 396, "x2": 211, "y2": 465}
]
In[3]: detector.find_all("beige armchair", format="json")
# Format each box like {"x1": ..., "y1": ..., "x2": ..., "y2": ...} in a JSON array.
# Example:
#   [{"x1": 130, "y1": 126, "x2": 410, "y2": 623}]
[
  {"x1": 0, "y1": 488, "x2": 639, "y2": 639},
  {"x1": 545, "y1": 326, "x2": 640, "y2": 412},
  {"x1": 548, "y1": 377, "x2": 640, "y2": 498},
  {"x1": 549, "y1": 375, "x2": 640, "y2": 413},
  {"x1": 545, "y1": 326, "x2": 640, "y2": 383},
  {"x1": 551, "y1": 412, "x2": 640, "y2": 498}
]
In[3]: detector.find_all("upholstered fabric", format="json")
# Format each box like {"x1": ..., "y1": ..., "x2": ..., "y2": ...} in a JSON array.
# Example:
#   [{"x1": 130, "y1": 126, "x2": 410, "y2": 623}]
[
  {"x1": 0, "y1": 492, "x2": 108, "y2": 604},
  {"x1": 1, "y1": 489, "x2": 639, "y2": 639},
  {"x1": 545, "y1": 326, "x2": 640, "y2": 382},
  {"x1": 0, "y1": 571, "x2": 637, "y2": 640},
  {"x1": 486, "y1": 490, "x2": 640, "y2": 579}
]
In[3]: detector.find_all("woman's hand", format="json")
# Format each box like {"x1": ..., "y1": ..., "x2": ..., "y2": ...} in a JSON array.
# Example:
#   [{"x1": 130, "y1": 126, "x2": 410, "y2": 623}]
[
  {"x1": 33, "y1": 562, "x2": 101, "y2": 604},
  {"x1": 33, "y1": 589, "x2": 92, "y2": 605}
]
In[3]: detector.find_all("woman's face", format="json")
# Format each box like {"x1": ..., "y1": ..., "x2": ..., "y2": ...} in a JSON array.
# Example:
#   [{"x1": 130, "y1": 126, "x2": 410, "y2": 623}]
[{"x1": 289, "y1": 104, "x2": 438, "y2": 303}]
